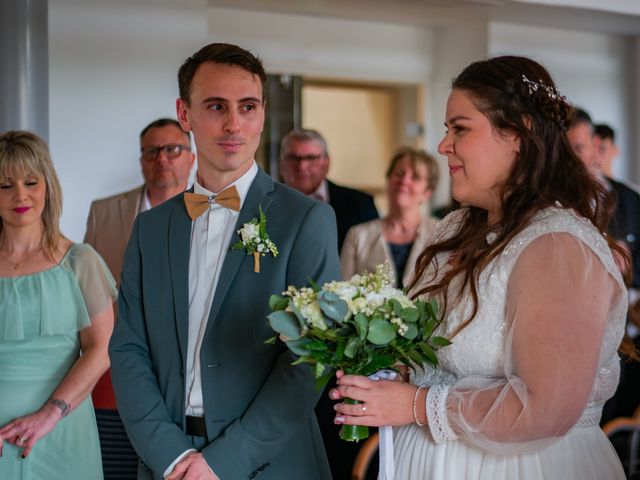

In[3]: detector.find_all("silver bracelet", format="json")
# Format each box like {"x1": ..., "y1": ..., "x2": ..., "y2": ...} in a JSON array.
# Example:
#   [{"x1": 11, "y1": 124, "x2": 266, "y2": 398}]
[
  {"x1": 47, "y1": 398, "x2": 71, "y2": 417},
  {"x1": 412, "y1": 385, "x2": 426, "y2": 427}
]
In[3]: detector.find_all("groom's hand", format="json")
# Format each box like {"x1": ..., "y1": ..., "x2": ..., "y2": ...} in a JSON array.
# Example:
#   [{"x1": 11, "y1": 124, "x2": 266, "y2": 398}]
[{"x1": 166, "y1": 452, "x2": 218, "y2": 480}]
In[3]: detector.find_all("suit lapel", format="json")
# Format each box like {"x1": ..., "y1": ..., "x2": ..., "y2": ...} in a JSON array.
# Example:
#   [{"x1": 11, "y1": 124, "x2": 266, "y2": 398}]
[
  {"x1": 203, "y1": 169, "x2": 275, "y2": 338},
  {"x1": 168, "y1": 192, "x2": 192, "y2": 366}
]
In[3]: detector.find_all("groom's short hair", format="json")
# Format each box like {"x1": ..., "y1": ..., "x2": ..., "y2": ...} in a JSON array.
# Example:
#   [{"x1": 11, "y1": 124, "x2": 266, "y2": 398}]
[{"x1": 178, "y1": 43, "x2": 267, "y2": 107}]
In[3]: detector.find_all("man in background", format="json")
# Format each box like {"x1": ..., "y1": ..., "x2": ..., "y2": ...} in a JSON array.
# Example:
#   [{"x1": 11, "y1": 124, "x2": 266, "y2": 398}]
[
  {"x1": 593, "y1": 123, "x2": 619, "y2": 179},
  {"x1": 84, "y1": 117, "x2": 194, "y2": 480},
  {"x1": 280, "y1": 128, "x2": 379, "y2": 480},
  {"x1": 85, "y1": 118, "x2": 195, "y2": 283},
  {"x1": 279, "y1": 128, "x2": 378, "y2": 251},
  {"x1": 567, "y1": 109, "x2": 640, "y2": 288}
]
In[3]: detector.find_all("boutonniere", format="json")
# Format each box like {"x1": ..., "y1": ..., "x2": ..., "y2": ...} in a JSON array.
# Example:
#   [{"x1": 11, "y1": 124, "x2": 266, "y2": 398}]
[{"x1": 232, "y1": 205, "x2": 278, "y2": 273}]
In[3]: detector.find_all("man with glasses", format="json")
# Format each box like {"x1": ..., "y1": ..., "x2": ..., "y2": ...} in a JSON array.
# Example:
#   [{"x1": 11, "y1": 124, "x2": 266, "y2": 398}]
[
  {"x1": 84, "y1": 117, "x2": 194, "y2": 480},
  {"x1": 279, "y1": 128, "x2": 378, "y2": 251}
]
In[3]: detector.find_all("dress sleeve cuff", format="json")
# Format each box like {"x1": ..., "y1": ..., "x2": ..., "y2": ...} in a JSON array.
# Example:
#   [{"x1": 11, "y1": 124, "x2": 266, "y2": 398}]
[{"x1": 426, "y1": 384, "x2": 458, "y2": 444}]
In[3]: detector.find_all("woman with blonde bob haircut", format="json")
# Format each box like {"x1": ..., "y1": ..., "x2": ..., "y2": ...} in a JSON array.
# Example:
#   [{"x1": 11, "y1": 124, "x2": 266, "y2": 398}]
[
  {"x1": 0, "y1": 131, "x2": 116, "y2": 479},
  {"x1": 331, "y1": 56, "x2": 632, "y2": 479}
]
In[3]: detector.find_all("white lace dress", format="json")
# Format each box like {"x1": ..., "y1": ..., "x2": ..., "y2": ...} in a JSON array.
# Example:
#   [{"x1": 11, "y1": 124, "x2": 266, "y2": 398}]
[{"x1": 394, "y1": 207, "x2": 627, "y2": 479}]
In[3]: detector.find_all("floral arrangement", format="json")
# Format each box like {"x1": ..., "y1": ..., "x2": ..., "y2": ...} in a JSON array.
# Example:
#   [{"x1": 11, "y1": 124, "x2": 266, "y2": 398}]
[
  {"x1": 267, "y1": 265, "x2": 450, "y2": 441},
  {"x1": 231, "y1": 205, "x2": 278, "y2": 273}
]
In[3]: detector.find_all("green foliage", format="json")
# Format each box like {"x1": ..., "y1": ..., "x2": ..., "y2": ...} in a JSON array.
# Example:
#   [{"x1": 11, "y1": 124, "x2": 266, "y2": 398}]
[{"x1": 266, "y1": 268, "x2": 451, "y2": 382}]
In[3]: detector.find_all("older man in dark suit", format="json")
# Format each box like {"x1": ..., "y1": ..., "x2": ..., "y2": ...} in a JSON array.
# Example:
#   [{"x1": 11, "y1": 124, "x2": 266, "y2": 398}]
[
  {"x1": 279, "y1": 128, "x2": 379, "y2": 479},
  {"x1": 279, "y1": 129, "x2": 379, "y2": 251}
]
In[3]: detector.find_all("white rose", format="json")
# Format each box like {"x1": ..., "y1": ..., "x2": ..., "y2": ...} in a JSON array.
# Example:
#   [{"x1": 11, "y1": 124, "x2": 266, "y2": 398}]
[
  {"x1": 334, "y1": 283, "x2": 359, "y2": 301},
  {"x1": 365, "y1": 291, "x2": 385, "y2": 309},
  {"x1": 301, "y1": 303, "x2": 328, "y2": 331},
  {"x1": 239, "y1": 223, "x2": 259, "y2": 244}
]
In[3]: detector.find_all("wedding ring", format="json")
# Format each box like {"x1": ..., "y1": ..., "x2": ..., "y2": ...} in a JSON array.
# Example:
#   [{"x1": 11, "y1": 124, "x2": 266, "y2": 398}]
[
  {"x1": 17, "y1": 437, "x2": 27, "y2": 444},
  {"x1": 361, "y1": 405, "x2": 367, "y2": 413}
]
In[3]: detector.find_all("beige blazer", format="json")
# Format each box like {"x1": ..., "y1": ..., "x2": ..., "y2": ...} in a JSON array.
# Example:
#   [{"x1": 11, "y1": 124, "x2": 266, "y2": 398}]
[
  {"x1": 340, "y1": 215, "x2": 439, "y2": 288},
  {"x1": 83, "y1": 186, "x2": 143, "y2": 285}
]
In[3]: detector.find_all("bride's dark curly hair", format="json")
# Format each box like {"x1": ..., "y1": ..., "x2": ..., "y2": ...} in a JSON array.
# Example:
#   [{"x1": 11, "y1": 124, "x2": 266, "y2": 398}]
[{"x1": 409, "y1": 56, "x2": 633, "y2": 355}]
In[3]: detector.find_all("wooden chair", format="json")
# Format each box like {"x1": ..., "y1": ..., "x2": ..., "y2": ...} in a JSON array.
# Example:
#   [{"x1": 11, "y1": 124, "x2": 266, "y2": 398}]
[
  {"x1": 602, "y1": 406, "x2": 640, "y2": 479},
  {"x1": 351, "y1": 432, "x2": 379, "y2": 480}
]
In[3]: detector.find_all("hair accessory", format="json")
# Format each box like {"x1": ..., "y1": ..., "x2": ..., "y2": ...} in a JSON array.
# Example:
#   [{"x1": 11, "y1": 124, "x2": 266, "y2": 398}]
[{"x1": 521, "y1": 75, "x2": 565, "y2": 101}]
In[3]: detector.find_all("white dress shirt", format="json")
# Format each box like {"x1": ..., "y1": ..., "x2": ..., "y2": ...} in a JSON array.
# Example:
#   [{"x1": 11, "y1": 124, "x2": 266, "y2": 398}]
[
  {"x1": 164, "y1": 162, "x2": 258, "y2": 478},
  {"x1": 186, "y1": 162, "x2": 258, "y2": 415},
  {"x1": 310, "y1": 179, "x2": 330, "y2": 203},
  {"x1": 140, "y1": 188, "x2": 151, "y2": 214}
]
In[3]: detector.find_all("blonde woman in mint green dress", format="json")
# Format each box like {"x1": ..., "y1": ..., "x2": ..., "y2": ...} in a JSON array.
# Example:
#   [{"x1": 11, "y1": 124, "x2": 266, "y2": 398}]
[{"x1": 0, "y1": 131, "x2": 115, "y2": 479}]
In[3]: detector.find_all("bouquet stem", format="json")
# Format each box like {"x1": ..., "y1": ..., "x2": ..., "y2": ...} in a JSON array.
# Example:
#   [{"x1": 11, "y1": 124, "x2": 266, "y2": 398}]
[{"x1": 339, "y1": 398, "x2": 369, "y2": 442}]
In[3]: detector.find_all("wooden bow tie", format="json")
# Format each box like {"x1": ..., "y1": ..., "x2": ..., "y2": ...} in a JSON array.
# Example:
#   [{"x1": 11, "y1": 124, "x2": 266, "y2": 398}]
[{"x1": 184, "y1": 186, "x2": 241, "y2": 219}]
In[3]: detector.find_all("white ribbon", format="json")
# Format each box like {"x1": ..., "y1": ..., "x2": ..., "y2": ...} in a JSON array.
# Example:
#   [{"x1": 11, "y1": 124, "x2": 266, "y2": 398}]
[{"x1": 368, "y1": 369, "x2": 397, "y2": 480}]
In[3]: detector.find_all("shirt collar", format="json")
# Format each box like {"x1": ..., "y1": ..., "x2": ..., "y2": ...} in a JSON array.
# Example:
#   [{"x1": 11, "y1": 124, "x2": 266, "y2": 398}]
[
  {"x1": 310, "y1": 179, "x2": 329, "y2": 203},
  {"x1": 193, "y1": 162, "x2": 259, "y2": 210}
]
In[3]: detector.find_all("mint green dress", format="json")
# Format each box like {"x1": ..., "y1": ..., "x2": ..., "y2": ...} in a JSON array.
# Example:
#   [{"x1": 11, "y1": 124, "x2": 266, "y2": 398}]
[{"x1": 0, "y1": 244, "x2": 116, "y2": 480}]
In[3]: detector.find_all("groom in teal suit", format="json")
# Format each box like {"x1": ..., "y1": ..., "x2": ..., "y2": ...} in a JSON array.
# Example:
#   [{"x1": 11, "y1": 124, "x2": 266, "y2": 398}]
[{"x1": 109, "y1": 43, "x2": 338, "y2": 480}]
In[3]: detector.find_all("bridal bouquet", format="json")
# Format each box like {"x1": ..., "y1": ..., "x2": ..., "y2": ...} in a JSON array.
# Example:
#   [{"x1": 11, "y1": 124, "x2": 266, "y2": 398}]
[{"x1": 266, "y1": 265, "x2": 450, "y2": 442}]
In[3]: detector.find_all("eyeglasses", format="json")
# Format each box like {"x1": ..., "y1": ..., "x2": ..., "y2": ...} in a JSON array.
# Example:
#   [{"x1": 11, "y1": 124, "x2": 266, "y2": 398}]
[
  {"x1": 282, "y1": 153, "x2": 324, "y2": 163},
  {"x1": 140, "y1": 144, "x2": 190, "y2": 161}
]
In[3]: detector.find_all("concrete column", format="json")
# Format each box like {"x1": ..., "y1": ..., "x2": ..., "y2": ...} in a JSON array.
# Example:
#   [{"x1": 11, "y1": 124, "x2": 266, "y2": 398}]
[{"x1": 0, "y1": 0, "x2": 49, "y2": 140}]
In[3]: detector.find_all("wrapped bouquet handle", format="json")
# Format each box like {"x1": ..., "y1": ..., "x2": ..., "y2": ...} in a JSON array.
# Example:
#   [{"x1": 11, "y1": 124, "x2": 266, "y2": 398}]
[{"x1": 368, "y1": 369, "x2": 398, "y2": 480}]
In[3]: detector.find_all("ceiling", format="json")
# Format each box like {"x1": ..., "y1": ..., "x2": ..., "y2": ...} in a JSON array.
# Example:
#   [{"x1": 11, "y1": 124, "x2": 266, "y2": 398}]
[{"x1": 207, "y1": 0, "x2": 640, "y2": 35}]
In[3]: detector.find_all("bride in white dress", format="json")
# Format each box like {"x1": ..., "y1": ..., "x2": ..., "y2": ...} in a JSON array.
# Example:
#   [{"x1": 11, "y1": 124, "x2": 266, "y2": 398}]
[{"x1": 331, "y1": 56, "x2": 633, "y2": 479}]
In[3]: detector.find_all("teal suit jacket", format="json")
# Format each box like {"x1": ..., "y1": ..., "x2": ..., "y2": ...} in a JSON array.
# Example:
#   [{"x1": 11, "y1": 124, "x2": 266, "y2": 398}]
[{"x1": 109, "y1": 169, "x2": 339, "y2": 479}]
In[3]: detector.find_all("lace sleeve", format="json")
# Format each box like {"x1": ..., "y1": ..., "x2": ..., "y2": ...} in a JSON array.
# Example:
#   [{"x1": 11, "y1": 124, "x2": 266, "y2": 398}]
[
  {"x1": 66, "y1": 244, "x2": 117, "y2": 319},
  {"x1": 439, "y1": 232, "x2": 625, "y2": 454}
]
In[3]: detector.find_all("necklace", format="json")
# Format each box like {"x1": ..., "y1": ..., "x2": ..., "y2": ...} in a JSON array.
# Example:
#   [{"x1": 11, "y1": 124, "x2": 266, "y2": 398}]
[{"x1": 0, "y1": 248, "x2": 42, "y2": 271}]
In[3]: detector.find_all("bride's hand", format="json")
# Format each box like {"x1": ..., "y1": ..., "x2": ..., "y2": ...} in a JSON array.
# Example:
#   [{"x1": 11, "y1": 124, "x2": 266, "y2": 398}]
[{"x1": 329, "y1": 370, "x2": 423, "y2": 427}]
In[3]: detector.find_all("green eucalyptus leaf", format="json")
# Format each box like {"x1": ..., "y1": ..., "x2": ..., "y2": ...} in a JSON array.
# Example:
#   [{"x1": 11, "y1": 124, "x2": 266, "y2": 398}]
[
  {"x1": 317, "y1": 291, "x2": 349, "y2": 323},
  {"x1": 406, "y1": 349, "x2": 424, "y2": 364},
  {"x1": 400, "y1": 307, "x2": 419, "y2": 323},
  {"x1": 391, "y1": 299, "x2": 403, "y2": 316},
  {"x1": 431, "y1": 336, "x2": 452, "y2": 347},
  {"x1": 367, "y1": 318, "x2": 396, "y2": 345},
  {"x1": 268, "y1": 294, "x2": 289, "y2": 311},
  {"x1": 354, "y1": 314, "x2": 368, "y2": 341},
  {"x1": 288, "y1": 303, "x2": 307, "y2": 328},
  {"x1": 286, "y1": 338, "x2": 312, "y2": 356},
  {"x1": 416, "y1": 301, "x2": 427, "y2": 320},
  {"x1": 344, "y1": 336, "x2": 361, "y2": 359},
  {"x1": 422, "y1": 318, "x2": 438, "y2": 338},
  {"x1": 401, "y1": 323, "x2": 419, "y2": 340},
  {"x1": 419, "y1": 343, "x2": 438, "y2": 365},
  {"x1": 267, "y1": 311, "x2": 302, "y2": 340},
  {"x1": 264, "y1": 335, "x2": 277, "y2": 345},
  {"x1": 429, "y1": 299, "x2": 439, "y2": 317}
]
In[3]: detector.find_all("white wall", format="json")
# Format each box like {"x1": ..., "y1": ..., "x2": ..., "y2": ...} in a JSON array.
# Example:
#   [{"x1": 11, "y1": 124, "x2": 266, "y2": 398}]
[
  {"x1": 489, "y1": 22, "x2": 632, "y2": 178},
  {"x1": 50, "y1": 0, "x2": 208, "y2": 241},
  {"x1": 47, "y1": 1, "x2": 635, "y2": 240},
  {"x1": 207, "y1": 6, "x2": 434, "y2": 83}
]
